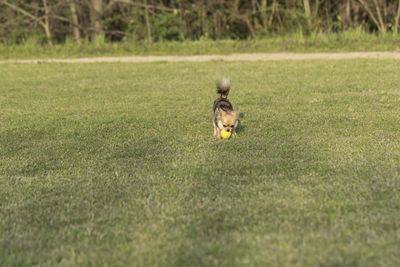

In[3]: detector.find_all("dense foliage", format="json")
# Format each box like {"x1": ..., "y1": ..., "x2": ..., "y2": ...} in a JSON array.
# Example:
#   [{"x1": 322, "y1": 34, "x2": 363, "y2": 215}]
[{"x1": 1, "y1": 0, "x2": 400, "y2": 45}]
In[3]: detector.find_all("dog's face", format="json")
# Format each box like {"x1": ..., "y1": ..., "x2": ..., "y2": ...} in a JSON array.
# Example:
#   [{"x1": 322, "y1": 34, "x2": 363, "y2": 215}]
[{"x1": 216, "y1": 108, "x2": 240, "y2": 133}]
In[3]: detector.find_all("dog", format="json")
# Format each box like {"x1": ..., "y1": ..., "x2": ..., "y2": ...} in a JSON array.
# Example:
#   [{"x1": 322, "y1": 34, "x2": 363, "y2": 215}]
[{"x1": 213, "y1": 77, "x2": 240, "y2": 138}]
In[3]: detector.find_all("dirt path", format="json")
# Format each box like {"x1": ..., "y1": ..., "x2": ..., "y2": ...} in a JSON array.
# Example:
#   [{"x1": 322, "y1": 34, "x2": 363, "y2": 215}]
[{"x1": 2, "y1": 52, "x2": 400, "y2": 63}]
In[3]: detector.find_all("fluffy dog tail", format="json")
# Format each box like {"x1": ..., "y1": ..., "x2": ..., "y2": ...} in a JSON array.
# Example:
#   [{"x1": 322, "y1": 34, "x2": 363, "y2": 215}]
[{"x1": 216, "y1": 77, "x2": 230, "y2": 98}]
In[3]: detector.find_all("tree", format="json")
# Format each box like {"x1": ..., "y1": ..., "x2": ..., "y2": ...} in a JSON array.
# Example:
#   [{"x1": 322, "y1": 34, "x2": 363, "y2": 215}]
[
  {"x1": 69, "y1": 0, "x2": 81, "y2": 43},
  {"x1": 1, "y1": 0, "x2": 400, "y2": 45},
  {"x1": 2, "y1": 0, "x2": 53, "y2": 45},
  {"x1": 90, "y1": 0, "x2": 103, "y2": 41}
]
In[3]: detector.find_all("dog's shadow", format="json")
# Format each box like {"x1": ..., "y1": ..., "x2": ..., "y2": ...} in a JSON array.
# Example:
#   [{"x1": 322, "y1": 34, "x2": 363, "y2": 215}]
[{"x1": 236, "y1": 112, "x2": 246, "y2": 134}]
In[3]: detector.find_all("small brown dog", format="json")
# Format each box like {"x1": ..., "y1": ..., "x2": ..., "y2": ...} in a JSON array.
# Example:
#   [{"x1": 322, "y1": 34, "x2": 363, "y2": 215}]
[{"x1": 213, "y1": 77, "x2": 240, "y2": 138}]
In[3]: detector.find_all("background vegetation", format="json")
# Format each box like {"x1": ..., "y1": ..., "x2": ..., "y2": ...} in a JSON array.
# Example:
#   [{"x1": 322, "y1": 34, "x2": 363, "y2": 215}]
[{"x1": 1, "y1": 0, "x2": 400, "y2": 46}]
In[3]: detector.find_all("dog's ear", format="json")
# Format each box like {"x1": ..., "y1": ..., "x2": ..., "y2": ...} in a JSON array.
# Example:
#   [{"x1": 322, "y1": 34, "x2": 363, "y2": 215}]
[{"x1": 233, "y1": 108, "x2": 240, "y2": 120}]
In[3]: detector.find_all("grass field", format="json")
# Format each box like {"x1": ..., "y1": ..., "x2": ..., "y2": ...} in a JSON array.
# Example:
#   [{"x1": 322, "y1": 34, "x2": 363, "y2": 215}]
[{"x1": 1, "y1": 59, "x2": 400, "y2": 266}]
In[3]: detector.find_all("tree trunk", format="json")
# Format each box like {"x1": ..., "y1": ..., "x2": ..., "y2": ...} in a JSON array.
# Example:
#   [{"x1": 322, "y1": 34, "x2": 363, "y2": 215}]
[
  {"x1": 373, "y1": 0, "x2": 386, "y2": 33},
  {"x1": 213, "y1": 11, "x2": 220, "y2": 38},
  {"x1": 268, "y1": 0, "x2": 277, "y2": 27},
  {"x1": 352, "y1": 0, "x2": 360, "y2": 27},
  {"x1": 2, "y1": 0, "x2": 53, "y2": 45},
  {"x1": 90, "y1": 0, "x2": 103, "y2": 41},
  {"x1": 179, "y1": 0, "x2": 187, "y2": 38},
  {"x1": 231, "y1": 0, "x2": 256, "y2": 38},
  {"x1": 200, "y1": 1, "x2": 209, "y2": 37},
  {"x1": 261, "y1": 0, "x2": 268, "y2": 30},
  {"x1": 303, "y1": 0, "x2": 312, "y2": 30},
  {"x1": 358, "y1": 0, "x2": 383, "y2": 33},
  {"x1": 313, "y1": 0, "x2": 320, "y2": 17},
  {"x1": 69, "y1": 0, "x2": 81, "y2": 44},
  {"x1": 143, "y1": 0, "x2": 152, "y2": 42},
  {"x1": 395, "y1": 0, "x2": 400, "y2": 35},
  {"x1": 346, "y1": 0, "x2": 352, "y2": 26},
  {"x1": 42, "y1": 0, "x2": 53, "y2": 45}
]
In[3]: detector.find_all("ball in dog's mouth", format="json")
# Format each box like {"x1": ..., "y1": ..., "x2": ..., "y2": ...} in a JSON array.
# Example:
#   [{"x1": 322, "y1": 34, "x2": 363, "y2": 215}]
[{"x1": 220, "y1": 128, "x2": 231, "y2": 139}]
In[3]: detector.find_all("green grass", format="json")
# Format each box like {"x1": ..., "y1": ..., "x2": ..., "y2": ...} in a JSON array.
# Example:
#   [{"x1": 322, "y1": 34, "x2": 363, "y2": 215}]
[
  {"x1": 1, "y1": 59, "x2": 400, "y2": 266},
  {"x1": 2, "y1": 30, "x2": 400, "y2": 59}
]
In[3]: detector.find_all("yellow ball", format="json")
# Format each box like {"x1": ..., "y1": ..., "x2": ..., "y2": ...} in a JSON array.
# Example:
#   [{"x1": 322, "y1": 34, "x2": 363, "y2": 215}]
[{"x1": 220, "y1": 128, "x2": 231, "y2": 139}]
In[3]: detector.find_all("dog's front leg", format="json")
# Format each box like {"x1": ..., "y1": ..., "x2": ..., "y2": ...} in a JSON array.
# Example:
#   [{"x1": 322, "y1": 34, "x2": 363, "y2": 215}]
[
  {"x1": 216, "y1": 128, "x2": 221, "y2": 139},
  {"x1": 232, "y1": 128, "x2": 237, "y2": 137}
]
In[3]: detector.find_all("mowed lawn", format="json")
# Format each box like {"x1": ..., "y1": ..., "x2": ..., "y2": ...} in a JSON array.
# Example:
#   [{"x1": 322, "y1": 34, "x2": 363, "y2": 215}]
[{"x1": 1, "y1": 60, "x2": 400, "y2": 266}]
